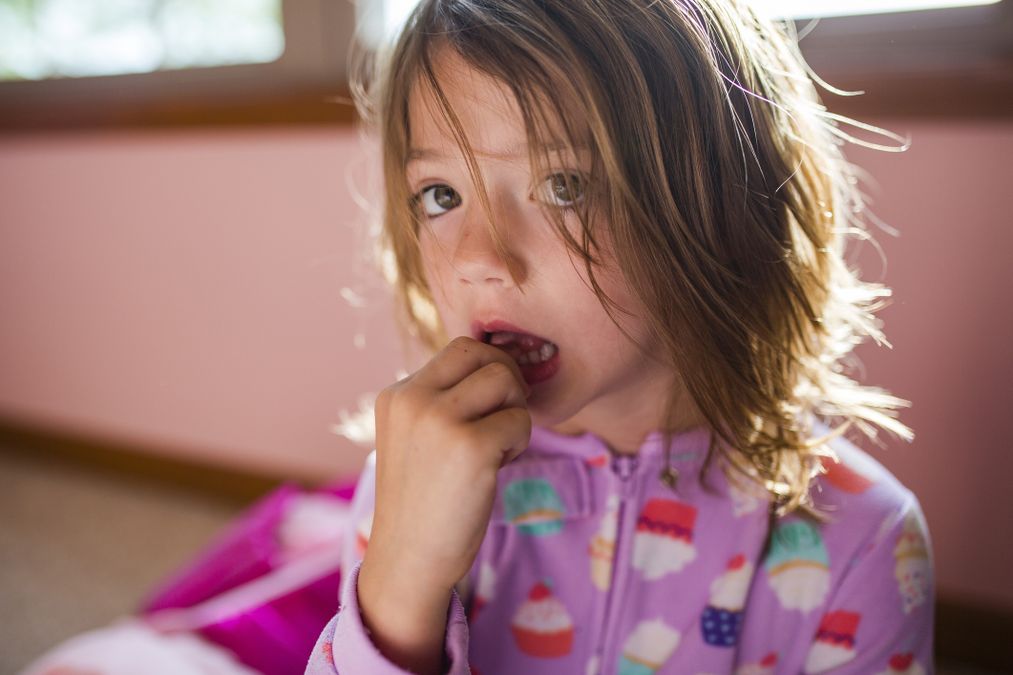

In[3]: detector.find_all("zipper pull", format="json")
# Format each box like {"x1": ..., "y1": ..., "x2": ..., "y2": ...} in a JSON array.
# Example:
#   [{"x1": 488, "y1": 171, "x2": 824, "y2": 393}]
[{"x1": 610, "y1": 453, "x2": 639, "y2": 496}]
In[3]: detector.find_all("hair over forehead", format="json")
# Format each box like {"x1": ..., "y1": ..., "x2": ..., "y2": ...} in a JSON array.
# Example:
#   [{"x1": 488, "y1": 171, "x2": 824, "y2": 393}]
[
  {"x1": 406, "y1": 28, "x2": 599, "y2": 180},
  {"x1": 407, "y1": 45, "x2": 590, "y2": 161}
]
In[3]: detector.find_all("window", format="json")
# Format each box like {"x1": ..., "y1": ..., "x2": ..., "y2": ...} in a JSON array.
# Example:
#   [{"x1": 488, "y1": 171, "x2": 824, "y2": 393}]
[
  {"x1": 787, "y1": 1, "x2": 1013, "y2": 118},
  {"x1": 1, "y1": 0, "x2": 1008, "y2": 129},
  {"x1": 1, "y1": 0, "x2": 286, "y2": 82},
  {"x1": 0, "y1": 0, "x2": 356, "y2": 129}
]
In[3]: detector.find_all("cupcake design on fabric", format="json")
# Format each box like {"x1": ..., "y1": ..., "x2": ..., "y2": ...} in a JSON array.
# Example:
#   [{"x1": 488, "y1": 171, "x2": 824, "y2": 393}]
[
  {"x1": 734, "y1": 652, "x2": 778, "y2": 675},
  {"x1": 875, "y1": 653, "x2": 926, "y2": 675},
  {"x1": 893, "y1": 512, "x2": 931, "y2": 614},
  {"x1": 353, "y1": 510, "x2": 373, "y2": 559},
  {"x1": 589, "y1": 493, "x2": 620, "y2": 591},
  {"x1": 701, "y1": 554, "x2": 754, "y2": 647},
  {"x1": 803, "y1": 610, "x2": 861, "y2": 673},
  {"x1": 632, "y1": 498, "x2": 698, "y2": 580},
  {"x1": 764, "y1": 520, "x2": 830, "y2": 612},
  {"x1": 469, "y1": 561, "x2": 497, "y2": 622},
  {"x1": 819, "y1": 455, "x2": 875, "y2": 494},
  {"x1": 511, "y1": 579, "x2": 575, "y2": 658},
  {"x1": 617, "y1": 618, "x2": 681, "y2": 675},
  {"x1": 503, "y1": 478, "x2": 566, "y2": 536}
]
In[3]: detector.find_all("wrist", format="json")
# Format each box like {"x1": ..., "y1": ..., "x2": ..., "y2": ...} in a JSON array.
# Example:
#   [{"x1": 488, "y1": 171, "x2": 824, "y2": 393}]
[
  {"x1": 358, "y1": 555, "x2": 454, "y2": 625},
  {"x1": 356, "y1": 557, "x2": 452, "y2": 675}
]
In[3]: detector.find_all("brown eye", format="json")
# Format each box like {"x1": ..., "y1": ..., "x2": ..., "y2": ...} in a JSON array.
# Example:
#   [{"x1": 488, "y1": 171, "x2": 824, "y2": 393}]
[
  {"x1": 540, "y1": 172, "x2": 585, "y2": 207},
  {"x1": 416, "y1": 184, "x2": 461, "y2": 217}
]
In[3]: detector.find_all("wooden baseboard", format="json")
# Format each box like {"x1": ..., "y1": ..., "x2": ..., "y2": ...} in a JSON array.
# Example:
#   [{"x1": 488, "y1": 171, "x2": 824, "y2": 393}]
[
  {"x1": 936, "y1": 596, "x2": 1013, "y2": 671},
  {"x1": 0, "y1": 415, "x2": 286, "y2": 506}
]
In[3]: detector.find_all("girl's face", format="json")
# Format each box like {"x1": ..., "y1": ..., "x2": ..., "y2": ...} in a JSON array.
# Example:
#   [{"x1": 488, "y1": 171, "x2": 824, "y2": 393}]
[{"x1": 406, "y1": 49, "x2": 689, "y2": 450}]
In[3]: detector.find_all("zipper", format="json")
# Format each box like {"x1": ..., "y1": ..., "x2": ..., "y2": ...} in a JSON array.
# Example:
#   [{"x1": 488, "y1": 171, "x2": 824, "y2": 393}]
[{"x1": 593, "y1": 452, "x2": 639, "y2": 675}]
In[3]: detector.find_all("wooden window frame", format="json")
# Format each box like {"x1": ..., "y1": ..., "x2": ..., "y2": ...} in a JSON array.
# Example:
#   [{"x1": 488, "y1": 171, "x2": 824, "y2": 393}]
[
  {"x1": 794, "y1": 1, "x2": 1013, "y2": 119},
  {"x1": 0, "y1": 0, "x2": 358, "y2": 130},
  {"x1": 0, "y1": 0, "x2": 1010, "y2": 131}
]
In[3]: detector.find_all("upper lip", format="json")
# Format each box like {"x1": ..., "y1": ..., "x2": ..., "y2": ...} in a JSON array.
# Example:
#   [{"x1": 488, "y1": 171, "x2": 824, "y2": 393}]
[{"x1": 471, "y1": 318, "x2": 549, "y2": 343}]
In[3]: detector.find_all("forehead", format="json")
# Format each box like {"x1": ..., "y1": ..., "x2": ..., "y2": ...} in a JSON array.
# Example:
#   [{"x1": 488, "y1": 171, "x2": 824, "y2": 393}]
[{"x1": 407, "y1": 48, "x2": 581, "y2": 164}]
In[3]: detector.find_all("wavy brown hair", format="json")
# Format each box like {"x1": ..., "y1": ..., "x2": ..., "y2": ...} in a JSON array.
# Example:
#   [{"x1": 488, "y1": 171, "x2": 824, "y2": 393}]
[{"x1": 349, "y1": 0, "x2": 914, "y2": 515}]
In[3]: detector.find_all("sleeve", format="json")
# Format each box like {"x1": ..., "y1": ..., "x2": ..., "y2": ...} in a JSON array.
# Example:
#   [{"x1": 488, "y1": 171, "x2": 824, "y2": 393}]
[
  {"x1": 801, "y1": 490, "x2": 935, "y2": 675},
  {"x1": 304, "y1": 451, "x2": 473, "y2": 675}
]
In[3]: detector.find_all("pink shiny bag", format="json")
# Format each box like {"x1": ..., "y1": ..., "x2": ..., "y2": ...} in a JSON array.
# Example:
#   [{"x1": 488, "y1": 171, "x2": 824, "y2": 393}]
[{"x1": 138, "y1": 480, "x2": 357, "y2": 675}]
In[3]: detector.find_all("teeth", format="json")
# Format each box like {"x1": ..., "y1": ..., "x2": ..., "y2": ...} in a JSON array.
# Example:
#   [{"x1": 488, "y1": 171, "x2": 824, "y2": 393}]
[
  {"x1": 515, "y1": 342, "x2": 557, "y2": 366},
  {"x1": 485, "y1": 329, "x2": 559, "y2": 366}
]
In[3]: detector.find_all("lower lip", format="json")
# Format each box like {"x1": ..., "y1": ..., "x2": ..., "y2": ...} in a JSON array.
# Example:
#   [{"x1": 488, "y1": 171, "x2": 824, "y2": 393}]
[{"x1": 517, "y1": 348, "x2": 561, "y2": 386}]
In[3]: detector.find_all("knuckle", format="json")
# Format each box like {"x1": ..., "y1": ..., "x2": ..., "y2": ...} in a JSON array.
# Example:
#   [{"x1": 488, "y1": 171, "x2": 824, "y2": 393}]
[
  {"x1": 448, "y1": 335, "x2": 476, "y2": 351},
  {"x1": 380, "y1": 381, "x2": 425, "y2": 416},
  {"x1": 483, "y1": 360, "x2": 514, "y2": 382}
]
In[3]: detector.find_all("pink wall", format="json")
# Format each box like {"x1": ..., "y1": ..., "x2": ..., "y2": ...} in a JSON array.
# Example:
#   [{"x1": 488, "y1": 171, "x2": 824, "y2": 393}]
[
  {"x1": 845, "y1": 120, "x2": 1013, "y2": 610},
  {"x1": 0, "y1": 128, "x2": 405, "y2": 481},
  {"x1": 0, "y1": 120, "x2": 1010, "y2": 607}
]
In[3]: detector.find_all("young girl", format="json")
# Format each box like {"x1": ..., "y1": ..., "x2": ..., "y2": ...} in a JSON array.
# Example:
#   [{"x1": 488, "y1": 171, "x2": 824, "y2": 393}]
[{"x1": 306, "y1": 0, "x2": 934, "y2": 674}]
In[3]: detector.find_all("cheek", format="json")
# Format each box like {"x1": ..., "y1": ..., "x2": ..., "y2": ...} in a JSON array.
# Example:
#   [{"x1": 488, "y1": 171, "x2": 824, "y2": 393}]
[
  {"x1": 418, "y1": 235, "x2": 449, "y2": 286},
  {"x1": 417, "y1": 237, "x2": 459, "y2": 327}
]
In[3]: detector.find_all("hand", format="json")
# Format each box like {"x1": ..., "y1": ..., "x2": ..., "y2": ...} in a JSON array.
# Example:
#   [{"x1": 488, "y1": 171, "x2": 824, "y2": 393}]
[{"x1": 364, "y1": 335, "x2": 532, "y2": 593}]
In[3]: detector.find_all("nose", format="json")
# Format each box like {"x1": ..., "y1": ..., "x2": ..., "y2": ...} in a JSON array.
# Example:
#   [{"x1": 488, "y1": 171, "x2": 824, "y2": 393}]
[{"x1": 451, "y1": 203, "x2": 526, "y2": 288}]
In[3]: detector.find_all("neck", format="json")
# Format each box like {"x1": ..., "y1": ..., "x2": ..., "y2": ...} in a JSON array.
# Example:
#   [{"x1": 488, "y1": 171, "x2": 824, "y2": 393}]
[{"x1": 548, "y1": 379, "x2": 708, "y2": 456}]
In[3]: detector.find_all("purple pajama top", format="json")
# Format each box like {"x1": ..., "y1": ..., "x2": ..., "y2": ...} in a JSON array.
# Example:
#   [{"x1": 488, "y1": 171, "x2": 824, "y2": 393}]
[{"x1": 305, "y1": 420, "x2": 934, "y2": 675}]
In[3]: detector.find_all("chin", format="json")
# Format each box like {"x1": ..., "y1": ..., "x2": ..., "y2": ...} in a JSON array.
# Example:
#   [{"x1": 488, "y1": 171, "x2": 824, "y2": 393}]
[{"x1": 527, "y1": 388, "x2": 588, "y2": 430}]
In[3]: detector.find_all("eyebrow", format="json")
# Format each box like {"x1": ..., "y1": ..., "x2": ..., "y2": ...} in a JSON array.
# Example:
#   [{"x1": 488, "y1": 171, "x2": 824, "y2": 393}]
[{"x1": 407, "y1": 140, "x2": 587, "y2": 163}]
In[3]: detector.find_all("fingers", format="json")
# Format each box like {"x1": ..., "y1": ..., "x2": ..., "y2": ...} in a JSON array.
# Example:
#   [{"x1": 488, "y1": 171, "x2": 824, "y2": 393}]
[
  {"x1": 471, "y1": 406, "x2": 532, "y2": 467},
  {"x1": 441, "y1": 360, "x2": 528, "y2": 420},
  {"x1": 418, "y1": 336, "x2": 528, "y2": 395}
]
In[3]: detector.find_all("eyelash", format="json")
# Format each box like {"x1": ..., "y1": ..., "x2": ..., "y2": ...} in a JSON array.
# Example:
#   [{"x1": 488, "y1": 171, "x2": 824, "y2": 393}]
[{"x1": 409, "y1": 172, "x2": 586, "y2": 219}]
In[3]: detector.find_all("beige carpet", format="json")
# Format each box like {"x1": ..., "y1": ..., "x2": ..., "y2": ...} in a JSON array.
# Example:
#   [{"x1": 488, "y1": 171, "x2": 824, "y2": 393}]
[{"x1": 0, "y1": 443, "x2": 243, "y2": 673}]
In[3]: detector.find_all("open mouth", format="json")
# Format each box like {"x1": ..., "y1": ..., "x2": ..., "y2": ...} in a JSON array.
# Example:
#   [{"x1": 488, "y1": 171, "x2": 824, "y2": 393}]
[{"x1": 480, "y1": 329, "x2": 561, "y2": 385}]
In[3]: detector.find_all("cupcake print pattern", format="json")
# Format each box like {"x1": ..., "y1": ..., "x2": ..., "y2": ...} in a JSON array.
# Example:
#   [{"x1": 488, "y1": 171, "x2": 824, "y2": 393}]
[
  {"x1": 469, "y1": 561, "x2": 498, "y2": 622},
  {"x1": 894, "y1": 512, "x2": 931, "y2": 614},
  {"x1": 820, "y1": 455, "x2": 875, "y2": 494},
  {"x1": 632, "y1": 498, "x2": 697, "y2": 580},
  {"x1": 617, "y1": 619, "x2": 681, "y2": 675},
  {"x1": 875, "y1": 653, "x2": 926, "y2": 675},
  {"x1": 803, "y1": 610, "x2": 860, "y2": 673},
  {"x1": 589, "y1": 493, "x2": 620, "y2": 591},
  {"x1": 303, "y1": 429, "x2": 933, "y2": 675},
  {"x1": 734, "y1": 652, "x2": 778, "y2": 675},
  {"x1": 353, "y1": 509, "x2": 373, "y2": 559},
  {"x1": 503, "y1": 478, "x2": 567, "y2": 536},
  {"x1": 511, "y1": 580, "x2": 575, "y2": 658},
  {"x1": 764, "y1": 520, "x2": 830, "y2": 612},
  {"x1": 700, "y1": 554, "x2": 754, "y2": 647}
]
